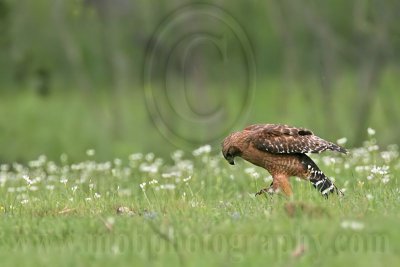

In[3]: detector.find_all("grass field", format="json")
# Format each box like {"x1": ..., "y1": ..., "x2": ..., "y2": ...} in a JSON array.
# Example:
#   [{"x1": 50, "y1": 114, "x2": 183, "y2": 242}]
[
  {"x1": 0, "y1": 130, "x2": 399, "y2": 267},
  {"x1": 1, "y1": 72, "x2": 399, "y2": 163}
]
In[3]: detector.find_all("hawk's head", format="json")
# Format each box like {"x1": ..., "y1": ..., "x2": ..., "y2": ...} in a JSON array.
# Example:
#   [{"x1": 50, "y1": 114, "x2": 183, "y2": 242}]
[{"x1": 221, "y1": 132, "x2": 242, "y2": 165}]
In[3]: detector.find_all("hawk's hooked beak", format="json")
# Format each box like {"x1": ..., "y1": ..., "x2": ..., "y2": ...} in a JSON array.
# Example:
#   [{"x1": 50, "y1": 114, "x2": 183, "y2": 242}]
[{"x1": 224, "y1": 154, "x2": 235, "y2": 165}]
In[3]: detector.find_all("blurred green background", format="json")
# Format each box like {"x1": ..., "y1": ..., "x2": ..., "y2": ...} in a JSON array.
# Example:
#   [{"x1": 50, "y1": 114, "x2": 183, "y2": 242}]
[{"x1": 0, "y1": 0, "x2": 399, "y2": 162}]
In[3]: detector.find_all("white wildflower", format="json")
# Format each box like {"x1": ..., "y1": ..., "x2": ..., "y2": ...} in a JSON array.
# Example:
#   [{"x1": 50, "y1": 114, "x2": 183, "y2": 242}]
[
  {"x1": 7, "y1": 187, "x2": 15, "y2": 193},
  {"x1": 322, "y1": 157, "x2": 333, "y2": 166},
  {"x1": 367, "y1": 128, "x2": 376, "y2": 136},
  {"x1": 60, "y1": 153, "x2": 68, "y2": 163},
  {"x1": 382, "y1": 175, "x2": 390, "y2": 184},
  {"x1": 29, "y1": 186, "x2": 38, "y2": 191},
  {"x1": 176, "y1": 160, "x2": 194, "y2": 172},
  {"x1": 171, "y1": 150, "x2": 184, "y2": 162},
  {"x1": 162, "y1": 171, "x2": 181, "y2": 178},
  {"x1": 381, "y1": 150, "x2": 398, "y2": 163},
  {"x1": 60, "y1": 177, "x2": 68, "y2": 185},
  {"x1": 145, "y1": 153, "x2": 155, "y2": 162},
  {"x1": 189, "y1": 200, "x2": 202, "y2": 207},
  {"x1": 12, "y1": 163, "x2": 24, "y2": 173},
  {"x1": 86, "y1": 149, "x2": 95, "y2": 156},
  {"x1": 245, "y1": 168, "x2": 260, "y2": 179},
  {"x1": 96, "y1": 162, "x2": 112, "y2": 171},
  {"x1": 368, "y1": 145, "x2": 379, "y2": 152},
  {"x1": 129, "y1": 153, "x2": 143, "y2": 161},
  {"x1": 123, "y1": 168, "x2": 131, "y2": 176},
  {"x1": 0, "y1": 164, "x2": 9, "y2": 172},
  {"x1": 46, "y1": 185, "x2": 55, "y2": 191},
  {"x1": 38, "y1": 155, "x2": 47, "y2": 164},
  {"x1": 22, "y1": 175, "x2": 33, "y2": 185},
  {"x1": 154, "y1": 158, "x2": 164, "y2": 166},
  {"x1": 139, "y1": 163, "x2": 158, "y2": 173},
  {"x1": 264, "y1": 176, "x2": 273, "y2": 182},
  {"x1": 16, "y1": 186, "x2": 26, "y2": 192},
  {"x1": 28, "y1": 155, "x2": 46, "y2": 168},
  {"x1": 160, "y1": 184, "x2": 176, "y2": 190},
  {"x1": 371, "y1": 165, "x2": 389, "y2": 175},
  {"x1": 71, "y1": 163, "x2": 82, "y2": 171},
  {"x1": 245, "y1": 168, "x2": 255, "y2": 174},
  {"x1": 192, "y1": 145, "x2": 212, "y2": 156},
  {"x1": 139, "y1": 182, "x2": 146, "y2": 191},
  {"x1": 337, "y1": 137, "x2": 348, "y2": 145},
  {"x1": 183, "y1": 176, "x2": 192, "y2": 183},
  {"x1": 355, "y1": 166, "x2": 366, "y2": 173},
  {"x1": 46, "y1": 162, "x2": 58, "y2": 173},
  {"x1": 114, "y1": 158, "x2": 122, "y2": 166},
  {"x1": 366, "y1": 194, "x2": 374, "y2": 200}
]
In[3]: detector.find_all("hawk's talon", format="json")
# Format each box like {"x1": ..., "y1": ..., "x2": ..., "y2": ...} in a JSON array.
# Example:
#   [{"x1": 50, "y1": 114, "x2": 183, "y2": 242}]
[{"x1": 255, "y1": 187, "x2": 275, "y2": 196}]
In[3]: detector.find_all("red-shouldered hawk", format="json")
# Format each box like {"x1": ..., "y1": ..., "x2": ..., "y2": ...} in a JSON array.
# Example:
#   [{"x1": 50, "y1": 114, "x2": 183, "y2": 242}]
[{"x1": 221, "y1": 124, "x2": 347, "y2": 197}]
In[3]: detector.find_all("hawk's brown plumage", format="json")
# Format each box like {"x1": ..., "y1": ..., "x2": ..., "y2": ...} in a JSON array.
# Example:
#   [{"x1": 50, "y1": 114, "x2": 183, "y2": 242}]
[{"x1": 222, "y1": 124, "x2": 347, "y2": 197}]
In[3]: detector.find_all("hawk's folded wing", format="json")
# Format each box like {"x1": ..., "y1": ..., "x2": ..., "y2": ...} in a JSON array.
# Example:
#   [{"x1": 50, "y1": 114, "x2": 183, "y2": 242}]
[{"x1": 246, "y1": 124, "x2": 347, "y2": 154}]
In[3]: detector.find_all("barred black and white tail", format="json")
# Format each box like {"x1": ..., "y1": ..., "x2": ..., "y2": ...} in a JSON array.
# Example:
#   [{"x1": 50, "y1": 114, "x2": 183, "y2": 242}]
[{"x1": 308, "y1": 165, "x2": 343, "y2": 197}]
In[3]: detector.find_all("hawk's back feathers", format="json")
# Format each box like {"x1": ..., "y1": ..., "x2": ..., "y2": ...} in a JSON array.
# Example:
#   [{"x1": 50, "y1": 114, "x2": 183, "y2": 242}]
[{"x1": 245, "y1": 124, "x2": 347, "y2": 155}]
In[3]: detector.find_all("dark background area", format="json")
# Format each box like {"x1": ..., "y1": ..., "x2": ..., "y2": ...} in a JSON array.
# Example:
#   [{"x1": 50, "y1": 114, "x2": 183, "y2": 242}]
[{"x1": 0, "y1": 0, "x2": 399, "y2": 162}]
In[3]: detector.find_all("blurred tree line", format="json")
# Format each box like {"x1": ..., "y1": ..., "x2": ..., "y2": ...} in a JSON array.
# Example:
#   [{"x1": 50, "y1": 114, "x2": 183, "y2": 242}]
[{"x1": 0, "y1": 0, "x2": 399, "y2": 160}]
